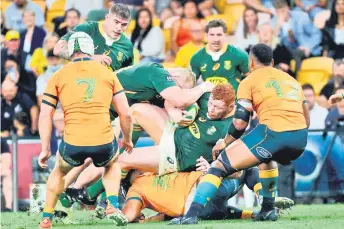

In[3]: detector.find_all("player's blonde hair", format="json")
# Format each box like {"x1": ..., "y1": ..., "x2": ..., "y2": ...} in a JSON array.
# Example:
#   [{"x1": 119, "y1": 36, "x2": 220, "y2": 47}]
[
  {"x1": 177, "y1": 67, "x2": 197, "y2": 87},
  {"x1": 211, "y1": 83, "x2": 236, "y2": 106}
]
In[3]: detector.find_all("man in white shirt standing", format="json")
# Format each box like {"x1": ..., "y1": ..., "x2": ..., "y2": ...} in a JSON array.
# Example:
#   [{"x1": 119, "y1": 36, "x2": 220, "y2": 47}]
[{"x1": 302, "y1": 84, "x2": 328, "y2": 130}]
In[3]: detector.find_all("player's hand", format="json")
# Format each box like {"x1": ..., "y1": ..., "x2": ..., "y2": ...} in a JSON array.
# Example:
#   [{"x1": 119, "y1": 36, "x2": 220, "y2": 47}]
[
  {"x1": 199, "y1": 82, "x2": 215, "y2": 93},
  {"x1": 177, "y1": 111, "x2": 194, "y2": 127},
  {"x1": 38, "y1": 150, "x2": 51, "y2": 169},
  {"x1": 196, "y1": 156, "x2": 211, "y2": 172},
  {"x1": 328, "y1": 93, "x2": 343, "y2": 105},
  {"x1": 92, "y1": 55, "x2": 112, "y2": 66},
  {"x1": 121, "y1": 138, "x2": 133, "y2": 154},
  {"x1": 212, "y1": 139, "x2": 227, "y2": 160}
]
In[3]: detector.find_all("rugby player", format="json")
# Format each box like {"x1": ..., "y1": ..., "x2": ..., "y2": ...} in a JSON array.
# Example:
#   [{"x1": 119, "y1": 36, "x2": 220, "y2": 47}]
[
  {"x1": 38, "y1": 32, "x2": 133, "y2": 228},
  {"x1": 191, "y1": 19, "x2": 249, "y2": 91},
  {"x1": 170, "y1": 43, "x2": 310, "y2": 225},
  {"x1": 65, "y1": 84, "x2": 235, "y2": 206},
  {"x1": 328, "y1": 92, "x2": 344, "y2": 105},
  {"x1": 54, "y1": 3, "x2": 133, "y2": 71}
]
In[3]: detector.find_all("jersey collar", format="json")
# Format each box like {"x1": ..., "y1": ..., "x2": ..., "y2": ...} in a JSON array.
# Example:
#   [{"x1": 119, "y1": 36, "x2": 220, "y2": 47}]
[
  {"x1": 98, "y1": 21, "x2": 122, "y2": 45},
  {"x1": 72, "y1": 57, "x2": 92, "y2": 62},
  {"x1": 205, "y1": 43, "x2": 229, "y2": 55}
]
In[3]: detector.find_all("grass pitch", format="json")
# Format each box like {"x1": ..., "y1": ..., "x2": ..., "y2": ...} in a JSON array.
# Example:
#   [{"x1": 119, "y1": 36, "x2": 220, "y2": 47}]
[{"x1": 1, "y1": 204, "x2": 344, "y2": 229}]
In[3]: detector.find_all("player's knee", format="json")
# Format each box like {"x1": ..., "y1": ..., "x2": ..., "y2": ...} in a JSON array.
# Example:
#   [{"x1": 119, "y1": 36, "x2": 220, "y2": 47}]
[
  {"x1": 208, "y1": 160, "x2": 227, "y2": 178},
  {"x1": 216, "y1": 150, "x2": 239, "y2": 176}
]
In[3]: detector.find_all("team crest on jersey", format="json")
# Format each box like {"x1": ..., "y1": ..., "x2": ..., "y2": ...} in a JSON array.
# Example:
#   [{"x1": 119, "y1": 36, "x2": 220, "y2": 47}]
[
  {"x1": 200, "y1": 64, "x2": 207, "y2": 72},
  {"x1": 117, "y1": 51, "x2": 123, "y2": 62},
  {"x1": 212, "y1": 63, "x2": 220, "y2": 71},
  {"x1": 224, "y1": 60, "x2": 232, "y2": 70},
  {"x1": 188, "y1": 123, "x2": 200, "y2": 139},
  {"x1": 198, "y1": 117, "x2": 206, "y2": 122},
  {"x1": 207, "y1": 126, "x2": 216, "y2": 135},
  {"x1": 103, "y1": 49, "x2": 111, "y2": 56}
]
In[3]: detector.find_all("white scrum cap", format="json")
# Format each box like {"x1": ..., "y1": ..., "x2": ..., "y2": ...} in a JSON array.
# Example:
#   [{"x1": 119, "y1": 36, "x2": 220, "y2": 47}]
[{"x1": 67, "y1": 32, "x2": 95, "y2": 57}]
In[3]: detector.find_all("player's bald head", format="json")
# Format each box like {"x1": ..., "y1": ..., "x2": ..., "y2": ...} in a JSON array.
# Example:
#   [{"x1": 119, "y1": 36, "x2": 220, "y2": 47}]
[
  {"x1": 167, "y1": 67, "x2": 196, "y2": 89},
  {"x1": 249, "y1": 43, "x2": 273, "y2": 67},
  {"x1": 1, "y1": 79, "x2": 17, "y2": 101}
]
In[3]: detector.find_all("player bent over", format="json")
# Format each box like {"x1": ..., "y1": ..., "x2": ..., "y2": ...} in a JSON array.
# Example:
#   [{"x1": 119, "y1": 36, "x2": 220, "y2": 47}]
[
  {"x1": 38, "y1": 32, "x2": 133, "y2": 228},
  {"x1": 171, "y1": 44, "x2": 310, "y2": 225}
]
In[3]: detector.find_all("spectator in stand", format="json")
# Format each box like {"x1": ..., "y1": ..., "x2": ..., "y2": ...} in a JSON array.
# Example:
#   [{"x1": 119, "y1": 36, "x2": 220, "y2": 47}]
[
  {"x1": 130, "y1": 8, "x2": 165, "y2": 63},
  {"x1": 243, "y1": 0, "x2": 275, "y2": 17},
  {"x1": 143, "y1": 0, "x2": 158, "y2": 19},
  {"x1": 1, "y1": 13, "x2": 9, "y2": 43},
  {"x1": 1, "y1": 80, "x2": 39, "y2": 136},
  {"x1": 13, "y1": 112, "x2": 31, "y2": 137},
  {"x1": 1, "y1": 31, "x2": 22, "y2": 83},
  {"x1": 30, "y1": 33, "x2": 60, "y2": 77},
  {"x1": 325, "y1": 86, "x2": 344, "y2": 130},
  {"x1": 171, "y1": 0, "x2": 205, "y2": 55},
  {"x1": 55, "y1": 8, "x2": 81, "y2": 38},
  {"x1": 302, "y1": 84, "x2": 329, "y2": 130},
  {"x1": 319, "y1": 59, "x2": 344, "y2": 108},
  {"x1": 235, "y1": 7, "x2": 259, "y2": 50},
  {"x1": 65, "y1": 0, "x2": 104, "y2": 19},
  {"x1": 175, "y1": 20, "x2": 204, "y2": 68},
  {"x1": 198, "y1": 0, "x2": 217, "y2": 17},
  {"x1": 322, "y1": 0, "x2": 344, "y2": 59},
  {"x1": 272, "y1": 0, "x2": 322, "y2": 72},
  {"x1": 36, "y1": 50, "x2": 63, "y2": 106},
  {"x1": 294, "y1": 0, "x2": 327, "y2": 20},
  {"x1": 4, "y1": 0, "x2": 44, "y2": 32},
  {"x1": 252, "y1": 23, "x2": 294, "y2": 76},
  {"x1": 160, "y1": 0, "x2": 183, "y2": 29},
  {"x1": 0, "y1": 138, "x2": 12, "y2": 212},
  {"x1": 2, "y1": 56, "x2": 21, "y2": 83}
]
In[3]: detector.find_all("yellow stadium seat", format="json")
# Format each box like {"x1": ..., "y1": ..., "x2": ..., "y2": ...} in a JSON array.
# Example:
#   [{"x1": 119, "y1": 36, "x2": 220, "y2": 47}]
[
  {"x1": 299, "y1": 57, "x2": 334, "y2": 75},
  {"x1": 224, "y1": 3, "x2": 246, "y2": 27},
  {"x1": 163, "y1": 29, "x2": 171, "y2": 52},
  {"x1": 1, "y1": 0, "x2": 12, "y2": 13},
  {"x1": 205, "y1": 14, "x2": 234, "y2": 34},
  {"x1": 46, "y1": 0, "x2": 65, "y2": 22},
  {"x1": 162, "y1": 62, "x2": 177, "y2": 68},
  {"x1": 213, "y1": 0, "x2": 227, "y2": 14},
  {"x1": 297, "y1": 70, "x2": 329, "y2": 95}
]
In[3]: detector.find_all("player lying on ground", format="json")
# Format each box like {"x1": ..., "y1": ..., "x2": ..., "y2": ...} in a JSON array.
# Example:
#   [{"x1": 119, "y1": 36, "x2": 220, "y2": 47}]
[
  {"x1": 64, "y1": 83, "x2": 236, "y2": 205},
  {"x1": 37, "y1": 32, "x2": 133, "y2": 229},
  {"x1": 120, "y1": 157, "x2": 294, "y2": 224},
  {"x1": 170, "y1": 43, "x2": 310, "y2": 225},
  {"x1": 60, "y1": 61, "x2": 215, "y2": 193}
]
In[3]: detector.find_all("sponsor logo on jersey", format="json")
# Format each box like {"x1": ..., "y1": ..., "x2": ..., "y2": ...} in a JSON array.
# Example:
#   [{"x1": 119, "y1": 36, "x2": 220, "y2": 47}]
[
  {"x1": 103, "y1": 49, "x2": 111, "y2": 56},
  {"x1": 256, "y1": 147, "x2": 272, "y2": 159},
  {"x1": 167, "y1": 156, "x2": 174, "y2": 164},
  {"x1": 212, "y1": 63, "x2": 220, "y2": 71},
  {"x1": 198, "y1": 116, "x2": 206, "y2": 122},
  {"x1": 207, "y1": 126, "x2": 216, "y2": 135},
  {"x1": 188, "y1": 122, "x2": 201, "y2": 139},
  {"x1": 224, "y1": 60, "x2": 232, "y2": 70},
  {"x1": 117, "y1": 51, "x2": 123, "y2": 62},
  {"x1": 205, "y1": 77, "x2": 228, "y2": 85},
  {"x1": 200, "y1": 63, "x2": 207, "y2": 72}
]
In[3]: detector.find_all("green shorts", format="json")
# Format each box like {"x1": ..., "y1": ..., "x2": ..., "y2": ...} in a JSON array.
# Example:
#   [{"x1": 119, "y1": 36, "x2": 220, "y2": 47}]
[
  {"x1": 241, "y1": 124, "x2": 308, "y2": 165},
  {"x1": 59, "y1": 139, "x2": 118, "y2": 167}
]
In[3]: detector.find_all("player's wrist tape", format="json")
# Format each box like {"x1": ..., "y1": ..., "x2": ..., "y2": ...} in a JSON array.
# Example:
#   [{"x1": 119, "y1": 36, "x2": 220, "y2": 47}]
[
  {"x1": 228, "y1": 123, "x2": 245, "y2": 139},
  {"x1": 234, "y1": 103, "x2": 251, "y2": 122}
]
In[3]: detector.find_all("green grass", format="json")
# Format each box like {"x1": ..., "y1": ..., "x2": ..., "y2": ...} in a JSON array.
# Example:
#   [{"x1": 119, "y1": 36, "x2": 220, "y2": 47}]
[{"x1": 1, "y1": 204, "x2": 344, "y2": 229}]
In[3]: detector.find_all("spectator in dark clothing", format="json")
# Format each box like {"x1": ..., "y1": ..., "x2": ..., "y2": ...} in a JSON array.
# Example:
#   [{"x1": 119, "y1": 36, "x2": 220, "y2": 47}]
[
  {"x1": 319, "y1": 59, "x2": 344, "y2": 108},
  {"x1": 55, "y1": 8, "x2": 81, "y2": 38},
  {"x1": 1, "y1": 80, "x2": 39, "y2": 136},
  {"x1": 325, "y1": 86, "x2": 344, "y2": 130},
  {"x1": 322, "y1": 0, "x2": 344, "y2": 59},
  {"x1": 13, "y1": 112, "x2": 31, "y2": 137}
]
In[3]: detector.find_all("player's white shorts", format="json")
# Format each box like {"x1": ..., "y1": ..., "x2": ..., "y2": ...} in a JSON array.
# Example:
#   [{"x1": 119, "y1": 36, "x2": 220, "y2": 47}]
[{"x1": 158, "y1": 121, "x2": 178, "y2": 175}]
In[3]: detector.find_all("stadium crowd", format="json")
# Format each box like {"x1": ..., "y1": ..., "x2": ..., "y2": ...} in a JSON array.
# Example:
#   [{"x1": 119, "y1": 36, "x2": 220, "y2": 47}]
[{"x1": 0, "y1": 0, "x2": 343, "y2": 221}]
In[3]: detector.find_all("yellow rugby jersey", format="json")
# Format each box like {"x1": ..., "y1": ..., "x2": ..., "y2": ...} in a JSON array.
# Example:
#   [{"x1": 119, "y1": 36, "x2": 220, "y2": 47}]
[
  {"x1": 42, "y1": 58, "x2": 124, "y2": 146},
  {"x1": 237, "y1": 67, "x2": 307, "y2": 132}
]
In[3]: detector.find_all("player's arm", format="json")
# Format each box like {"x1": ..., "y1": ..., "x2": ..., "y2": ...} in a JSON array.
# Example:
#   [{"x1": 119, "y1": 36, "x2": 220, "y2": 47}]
[
  {"x1": 38, "y1": 75, "x2": 59, "y2": 168},
  {"x1": 160, "y1": 82, "x2": 213, "y2": 109},
  {"x1": 165, "y1": 100, "x2": 194, "y2": 127},
  {"x1": 122, "y1": 198, "x2": 143, "y2": 223},
  {"x1": 111, "y1": 76, "x2": 133, "y2": 152},
  {"x1": 303, "y1": 100, "x2": 310, "y2": 129}
]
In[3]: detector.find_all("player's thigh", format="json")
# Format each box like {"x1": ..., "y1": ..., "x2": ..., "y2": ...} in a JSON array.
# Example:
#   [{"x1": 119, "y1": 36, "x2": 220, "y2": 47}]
[
  {"x1": 130, "y1": 103, "x2": 168, "y2": 143},
  {"x1": 55, "y1": 152, "x2": 74, "y2": 174},
  {"x1": 91, "y1": 139, "x2": 118, "y2": 168}
]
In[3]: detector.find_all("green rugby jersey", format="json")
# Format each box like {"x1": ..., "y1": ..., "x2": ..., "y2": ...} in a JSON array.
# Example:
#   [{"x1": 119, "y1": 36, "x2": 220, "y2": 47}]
[
  {"x1": 190, "y1": 44, "x2": 249, "y2": 92},
  {"x1": 116, "y1": 62, "x2": 177, "y2": 103},
  {"x1": 61, "y1": 21, "x2": 134, "y2": 71},
  {"x1": 174, "y1": 93, "x2": 233, "y2": 171}
]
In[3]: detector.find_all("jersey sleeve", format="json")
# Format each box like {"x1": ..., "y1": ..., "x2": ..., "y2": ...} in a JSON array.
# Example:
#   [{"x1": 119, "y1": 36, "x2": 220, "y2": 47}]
[
  {"x1": 197, "y1": 93, "x2": 210, "y2": 112},
  {"x1": 236, "y1": 78, "x2": 252, "y2": 101},
  {"x1": 126, "y1": 186, "x2": 146, "y2": 209},
  {"x1": 42, "y1": 74, "x2": 59, "y2": 109},
  {"x1": 61, "y1": 22, "x2": 95, "y2": 41},
  {"x1": 190, "y1": 52, "x2": 201, "y2": 79},
  {"x1": 237, "y1": 49, "x2": 250, "y2": 74},
  {"x1": 149, "y1": 64, "x2": 177, "y2": 93},
  {"x1": 112, "y1": 73, "x2": 124, "y2": 96}
]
